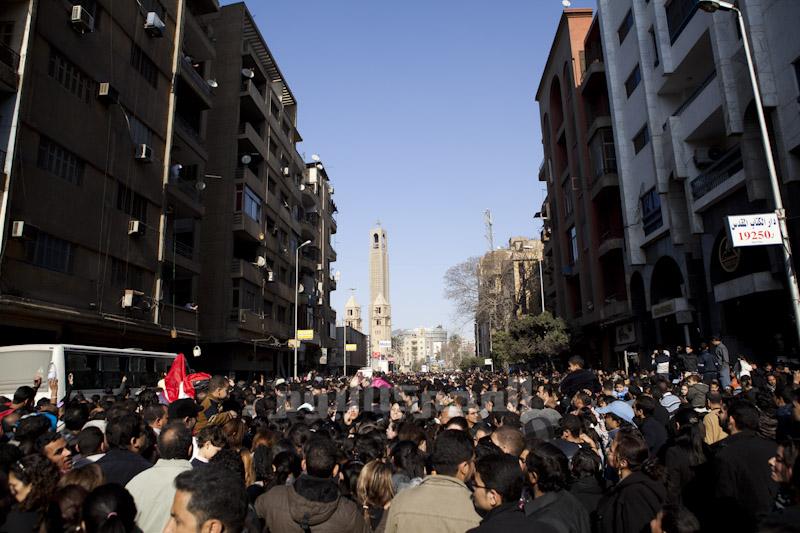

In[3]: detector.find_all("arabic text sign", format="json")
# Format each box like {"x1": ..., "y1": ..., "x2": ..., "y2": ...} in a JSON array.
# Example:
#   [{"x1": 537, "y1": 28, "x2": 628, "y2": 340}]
[{"x1": 727, "y1": 214, "x2": 782, "y2": 247}]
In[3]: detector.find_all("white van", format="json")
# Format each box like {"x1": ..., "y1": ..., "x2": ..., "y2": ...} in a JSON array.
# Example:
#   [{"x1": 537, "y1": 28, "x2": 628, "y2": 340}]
[{"x1": 0, "y1": 344, "x2": 178, "y2": 402}]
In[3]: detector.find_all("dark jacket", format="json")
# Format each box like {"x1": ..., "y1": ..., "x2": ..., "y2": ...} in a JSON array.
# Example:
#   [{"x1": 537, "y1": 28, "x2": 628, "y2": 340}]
[
  {"x1": 560, "y1": 369, "x2": 601, "y2": 400},
  {"x1": 713, "y1": 430, "x2": 778, "y2": 532},
  {"x1": 596, "y1": 471, "x2": 665, "y2": 533},
  {"x1": 697, "y1": 350, "x2": 718, "y2": 380},
  {"x1": 255, "y1": 474, "x2": 368, "y2": 533},
  {"x1": 0, "y1": 508, "x2": 40, "y2": 532},
  {"x1": 524, "y1": 489, "x2": 591, "y2": 533},
  {"x1": 569, "y1": 476, "x2": 605, "y2": 525},
  {"x1": 467, "y1": 502, "x2": 555, "y2": 533},
  {"x1": 683, "y1": 352, "x2": 698, "y2": 373},
  {"x1": 96, "y1": 448, "x2": 152, "y2": 486},
  {"x1": 637, "y1": 417, "x2": 667, "y2": 456}
]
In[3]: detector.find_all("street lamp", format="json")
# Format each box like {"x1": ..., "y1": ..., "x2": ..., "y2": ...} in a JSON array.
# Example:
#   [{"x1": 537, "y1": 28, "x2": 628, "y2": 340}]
[
  {"x1": 698, "y1": 1, "x2": 800, "y2": 342},
  {"x1": 294, "y1": 239, "x2": 312, "y2": 380}
]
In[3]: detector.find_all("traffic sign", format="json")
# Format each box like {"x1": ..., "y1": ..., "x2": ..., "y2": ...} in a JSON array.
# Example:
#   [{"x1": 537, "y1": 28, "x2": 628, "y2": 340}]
[
  {"x1": 346, "y1": 344, "x2": 358, "y2": 352},
  {"x1": 297, "y1": 329, "x2": 314, "y2": 340}
]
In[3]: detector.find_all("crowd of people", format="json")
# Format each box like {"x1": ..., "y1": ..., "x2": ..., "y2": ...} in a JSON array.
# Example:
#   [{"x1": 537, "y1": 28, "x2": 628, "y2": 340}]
[{"x1": 0, "y1": 350, "x2": 799, "y2": 533}]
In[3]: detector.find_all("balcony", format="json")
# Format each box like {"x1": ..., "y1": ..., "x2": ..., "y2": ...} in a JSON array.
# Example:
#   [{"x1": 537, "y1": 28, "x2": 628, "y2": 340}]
[
  {"x1": 590, "y1": 132, "x2": 618, "y2": 200},
  {"x1": 179, "y1": 57, "x2": 213, "y2": 106},
  {"x1": 189, "y1": 0, "x2": 219, "y2": 15},
  {"x1": 231, "y1": 258, "x2": 265, "y2": 287},
  {"x1": 161, "y1": 304, "x2": 199, "y2": 334},
  {"x1": 232, "y1": 212, "x2": 263, "y2": 243},
  {"x1": 579, "y1": 46, "x2": 605, "y2": 89},
  {"x1": 232, "y1": 308, "x2": 264, "y2": 334},
  {"x1": 600, "y1": 296, "x2": 629, "y2": 321},
  {"x1": 327, "y1": 245, "x2": 337, "y2": 262},
  {"x1": 165, "y1": 239, "x2": 200, "y2": 274},
  {"x1": 238, "y1": 122, "x2": 269, "y2": 160},
  {"x1": 183, "y1": 10, "x2": 215, "y2": 61},
  {"x1": 240, "y1": 79, "x2": 268, "y2": 120},
  {"x1": 166, "y1": 176, "x2": 204, "y2": 218},
  {"x1": 690, "y1": 146, "x2": 743, "y2": 201},
  {"x1": 597, "y1": 228, "x2": 624, "y2": 258},
  {"x1": 0, "y1": 43, "x2": 19, "y2": 93}
]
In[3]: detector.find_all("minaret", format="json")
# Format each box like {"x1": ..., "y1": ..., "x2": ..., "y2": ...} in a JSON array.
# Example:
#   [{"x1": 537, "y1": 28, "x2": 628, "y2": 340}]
[
  {"x1": 344, "y1": 294, "x2": 363, "y2": 332},
  {"x1": 369, "y1": 224, "x2": 391, "y2": 358}
]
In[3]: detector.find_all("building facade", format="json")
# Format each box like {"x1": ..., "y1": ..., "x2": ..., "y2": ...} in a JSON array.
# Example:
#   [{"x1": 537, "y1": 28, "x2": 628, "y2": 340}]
[
  {"x1": 0, "y1": 0, "x2": 218, "y2": 351},
  {"x1": 536, "y1": 8, "x2": 637, "y2": 368},
  {"x1": 394, "y1": 325, "x2": 447, "y2": 371},
  {"x1": 593, "y1": 0, "x2": 800, "y2": 359},
  {"x1": 475, "y1": 237, "x2": 545, "y2": 359},
  {"x1": 198, "y1": 2, "x2": 337, "y2": 374}
]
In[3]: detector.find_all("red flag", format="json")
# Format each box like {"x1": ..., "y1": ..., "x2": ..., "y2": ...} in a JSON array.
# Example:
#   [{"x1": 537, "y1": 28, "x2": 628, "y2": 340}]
[
  {"x1": 164, "y1": 354, "x2": 187, "y2": 403},
  {"x1": 183, "y1": 372, "x2": 210, "y2": 398}
]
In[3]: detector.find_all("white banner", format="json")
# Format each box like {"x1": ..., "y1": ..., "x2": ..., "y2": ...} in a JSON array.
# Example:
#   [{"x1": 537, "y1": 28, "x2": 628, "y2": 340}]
[{"x1": 727, "y1": 213, "x2": 782, "y2": 247}]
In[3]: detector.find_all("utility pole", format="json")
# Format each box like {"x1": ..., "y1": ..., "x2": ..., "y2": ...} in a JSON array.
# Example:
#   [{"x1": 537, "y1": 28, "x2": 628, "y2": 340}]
[{"x1": 484, "y1": 209, "x2": 494, "y2": 251}]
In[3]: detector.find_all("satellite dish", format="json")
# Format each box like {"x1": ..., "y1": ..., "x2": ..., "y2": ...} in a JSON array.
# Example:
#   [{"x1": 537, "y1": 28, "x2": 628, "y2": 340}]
[
  {"x1": 206, "y1": 79, "x2": 218, "y2": 88},
  {"x1": 195, "y1": 180, "x2": 206, "y2": 191},
  {"x1": 298, "y1": 284, "x2": 305, "y2": 294},
  {"x1": 241, "y1": 68, "x2": 255, "y2": 79},
  {"x1": 241, "y1": 154, "x2": 253, "y2": 165},
  {"x1": 255, "y1": 256, "x2": 267, "y2": 267},
  {"x1": 299, "y1": 183, "x2": 306, "y2": 191},
  {"x1": 311, "y1": 154, "x2": 321, "y2": 162},
  {"x1": 192, "y1": 345, "x2": 202, "y2": 357},
  {"x1": 562, "y1": 0, "x2": 571, "y2": 6}
]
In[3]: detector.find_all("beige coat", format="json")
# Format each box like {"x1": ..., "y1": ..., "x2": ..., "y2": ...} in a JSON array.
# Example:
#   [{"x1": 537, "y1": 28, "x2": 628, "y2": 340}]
[{"x1": 383, "y1": 475, "x2": 481, "y2": 533}]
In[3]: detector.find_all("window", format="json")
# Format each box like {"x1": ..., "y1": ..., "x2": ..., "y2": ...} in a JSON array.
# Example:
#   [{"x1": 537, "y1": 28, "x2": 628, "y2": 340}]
[
  {"x1": 568, "y1": 226, "x2": 578, "y2": 265},
  {"x1": 110, "y1": 257, "x2": 144, "y2": 289},
  {"x1": 37, "y1": 136, "x2": 84, "y2": 185},
  {"x1": 264, "y1": 300, "x2": 273, "y2": 318},
  {"x1": 48, "y1": 47, "x2": 96, "y2": 103},
  {"x1": 0, "y1": 21, "x2": 14, "y2": 46},
  {"x1": 633, "y1": 124, "x2": 650, "y2": 154},
  {"x1": 127, "y1": 114, "x2": 153, "y2": 147},
  {"x1": 117, "y1": 183, "x2": 148, "y2": 223},
  {"x1": 276, "y1": 305, "x2": 287, "y2": 323},
  {"x1": 793, "y1": 58, "x2": 800, "y2": 95},
  {"x1": 562, "y1": 180, "x2": 573, "y2": 217},
  {"x1": 268, "y1": 138, "x2": 279, "y2": 156},
  {"x1": 666, "y1": 0, "x2": 700, "y2": 44},
  {"x1": 650, "y1": 27, "x2": 660, "y2": 67},
  {"x1": 641, "y1": 188, "x2": 663, "y2": 235},
  {"x1": 625, "y1": 64, "x2": 641, "y2": 97},
  {"x1": 235, "y1": 184, "x2": 261, "y2": 222},
  {"x1": 282, "y1": 120, "x2": 291, "y2": 136},
  {"x1": 268, "y1": 176, "x2": 277, "y2": 195},
  {"x1": 27, "y1": 232, "x2": 73, "y2": 273},
  {"x1": 130, "y1": 44, "x2": 158, "y2": 89},
  {"x1": 270, "y1": 99, "x2": 280, "y2": 117},
  {"x1": 618, "y1": 10, "x2": 633, "y2": 44}
]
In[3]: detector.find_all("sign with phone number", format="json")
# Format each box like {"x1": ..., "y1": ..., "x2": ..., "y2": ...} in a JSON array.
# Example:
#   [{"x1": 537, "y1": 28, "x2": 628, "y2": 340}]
[{"x1": 727, "y1": 213, "x2": 782, "y2": 247}]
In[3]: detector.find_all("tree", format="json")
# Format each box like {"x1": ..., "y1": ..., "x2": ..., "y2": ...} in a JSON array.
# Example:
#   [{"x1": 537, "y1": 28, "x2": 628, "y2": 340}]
[
  {"x1": 443, "y1": 256, "x2": 513, "y2": 329},
  {"x1": 458, "y1": 356, "x2": 483, "y2": 372},
  {"x1": 443, "y1": 257, "x2": 481, "y2": 325},
  {"x1": 492, "y1": 311, "x2": 569, "y2": 367}
]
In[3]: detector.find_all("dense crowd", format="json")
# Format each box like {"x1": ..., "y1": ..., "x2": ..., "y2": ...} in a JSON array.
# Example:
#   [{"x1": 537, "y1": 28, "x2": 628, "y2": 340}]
[{"x1": 0, "y1": 346, "x2": 799, "y2": 533}]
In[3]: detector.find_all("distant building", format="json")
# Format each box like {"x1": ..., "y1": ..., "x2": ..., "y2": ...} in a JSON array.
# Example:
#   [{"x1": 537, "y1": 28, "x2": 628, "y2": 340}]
[
  {"x1": 344, "y1": 293, "x2": 363, "y2": 332},
  {"x1": 334, "y1": 325, "x2": 367, "y2": 371},
  {"x1": 395, "y1": 326, "x2": 447, "y2": 371},
  {"x1": 476, "y1": 237, "x2": 544, "y2": 359}
]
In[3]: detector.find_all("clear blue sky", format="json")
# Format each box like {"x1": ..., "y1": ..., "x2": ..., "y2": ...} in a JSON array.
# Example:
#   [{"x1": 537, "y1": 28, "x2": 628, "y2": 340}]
[{"x1": 222, "y1": 0, "x2": 595, "y2": 338}]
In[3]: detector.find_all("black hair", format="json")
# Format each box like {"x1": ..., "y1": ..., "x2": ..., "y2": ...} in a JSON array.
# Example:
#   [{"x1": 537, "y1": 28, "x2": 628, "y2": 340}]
[
  {"x1": 83, "y1": 484, "x2": 138, "y2": 533},
  {"x1": 390, "y1": 441, "x2": 425, "y2": 479},
  {"x1": 105, "y1": 413, "x2": 144, "y2": 450},
  {"x1": 208, "y1": 375, "x2": 229, "y2": 393},
  {"x1": 272, "y1": 451, "x2": 302, "y2": 487},
  {"x1": 635, "y1": 395, "x2": 657, "y2": 417},
  {"x1": 252, "y1": 445, "x2": 274, "y2": 483},
  {"x1": 672, "y1": 408, "x2": 706, "y2": 467},
  {"x1": 63, "y1": 403, "x2": 90, "y2": 432},
  {"x1": 525, "y1": 442, "x2": 569, "y2": 493},
  {"x1": 158, "y1": 422, "x2": 193, "y2": 460},
  {"x1": 567, "y1": 355, "x2": 585, "y2": 368},
  {"x1": 76, "y1": 427, "x2": 104, "y2": 457},
  {"x1": 475, "y1": 453, "x2": 524, "y2": 503},
  {"x1": 571, "y1": 447, "x2": 602, "y2": 480},
  {"x1": 727, "y1": 399, "x2": 760, "y2": 432},
  {"x1": 209, "y1": 448, "x2": 246, "y2": 483},
  {"x1": 142, "y1": 404, "x2": 167, "y2": 426},
  {"x1": 12, "y1": 386, "x2": 35, "y2": 405},
  {"x1": 304, "y1": 435, "x2": 339, "y2": 478},
  {"x1": 658, "y1": 505, "x2": 701, "y2": 533},
  {"x1": 174, "y1": 467, "x2": 248, "y2": 532},
  {"x1": 34, "y1": 431, "x2": 64, "y2": 454},
  {"x1": 431, "y1": 430, "x2": 474, "y2": 477},
  {"x1": 560, "y1": 414, "x2": 584, "y2": 438},
  {"x1": 613, "y1": 430, "x2": 662, "y2": 481}
]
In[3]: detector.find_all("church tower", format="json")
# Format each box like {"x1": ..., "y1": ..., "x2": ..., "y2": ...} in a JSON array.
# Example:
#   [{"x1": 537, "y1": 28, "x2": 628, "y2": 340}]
[
  {"x1": 369, "y1": 225, "x2": 391, "y2": 358},
  {"x1": 344, "y1": 294, "x2": 363, "y2": 332}
]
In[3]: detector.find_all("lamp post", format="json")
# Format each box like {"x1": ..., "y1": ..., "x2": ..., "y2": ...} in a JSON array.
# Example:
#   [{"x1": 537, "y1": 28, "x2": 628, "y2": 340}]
[
  {"x1": 294, "y1": 239, "x2": 312, "y2": 380},
  {"x1": 698, "y1": 0, "x2": 800, "y2": 343}
]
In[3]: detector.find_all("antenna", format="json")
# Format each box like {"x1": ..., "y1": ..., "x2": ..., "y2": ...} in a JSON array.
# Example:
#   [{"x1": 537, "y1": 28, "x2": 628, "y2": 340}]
[{"x1": 484, "y1": 209, "x2": 495, "y2": 252}]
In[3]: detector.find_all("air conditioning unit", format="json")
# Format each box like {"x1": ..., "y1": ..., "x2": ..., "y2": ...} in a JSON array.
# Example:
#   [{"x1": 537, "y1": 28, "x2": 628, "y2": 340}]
[
  {"x1": 266, "y1": 270, "x2": 275, "y2": 282},
  {"x1": 329, "y1": 186, "x2": 334, "y2": 195},
  {"x1": 121, "y1": 289, "x2": 145, "y2": 309},
  {"x1": 97, "y1": 82, "x2": 119, "y2": 105},
  {"x1": 317, "y1": 281, "x2": 324, "y2": 292},
  {"x1": 128, "y1": 219, "x2": 144, "y2": 236},
  {"x1": 316, "y1": 263, "x2": 324, "y2": 271},
  {"x1": 70, "y1": 6, "x2": 95, "y2": 34},
  {"x1": 11, "y1": 220, "x2": 30, "y2": 238},
  {"x1": 316, "y1": 297, "x2": 324, "y2": 306},
  {"x1": 282, "y1": 167, "x2": 290, "y2": 176},
  {"x1": 135, "y1": 144, "x2": 153, "y2": 163},
  {"x1": 694, "y1": 146, "x2": 724, "y2": 168},
  {"x1": 144, "y1": 12, "x2": 166, "y2": 38}
]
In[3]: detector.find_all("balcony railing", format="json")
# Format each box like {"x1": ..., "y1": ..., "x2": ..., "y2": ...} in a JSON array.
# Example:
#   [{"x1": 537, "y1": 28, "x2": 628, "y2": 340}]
[
  {"x1": 592, "y1": 141, "x2": 617, "y2": 180},
  {"x1": 175, "y1": 114, "x2": 204, "y2": 147},
  {"x1": 666, "y1": 0, "x2": 699, "y2": 44},
  {"x1": 690, "y1": 146, "x2": 743, "y2": 200},
  {"x1": 181, "y1": 56, "x2": 212, "y2": 97},
  {"x1": 168, "y1": 176, "x2": 202, "y2": 203},
  {"x1": 673, "y1": 70, "x2": 716, "y2": 117},
  {"x1": 166, "y1": 239, "x2": 195, "y2": 260},
  {"x1": 0, "y1": 43, "x2": 19, "y2": 70}
]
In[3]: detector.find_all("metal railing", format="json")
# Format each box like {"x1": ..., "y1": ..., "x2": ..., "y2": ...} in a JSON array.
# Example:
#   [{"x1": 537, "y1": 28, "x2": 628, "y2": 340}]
[
  {"x1": 181, "y1": 56, "x2": 212, "y2": 97},
  {"x1": 690, "y1": 146, "x2": 744, "y2": 200},
  {"x1": 174, "y1": 114, "x2": 204, "y2": 146},
  {"x1": 599, "y1": 227, "x2": 624, "y2": 243},
  {"x1": 167, "y1": 239, "x2": 195, "y2": 260}
]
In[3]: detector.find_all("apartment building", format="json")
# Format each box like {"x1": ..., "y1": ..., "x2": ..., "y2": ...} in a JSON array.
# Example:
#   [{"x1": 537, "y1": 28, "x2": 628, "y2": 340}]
[
  {"x1": 394, "y1": 326, "x2": 447, "y2": 371},
  {"x1": 595, "y1": 0, "x2": 800, "y2": 358},
  {"x1": 198, "y1": 3, "x2": 337, "y2": 374},
  {"x1": 475, "y1": 236, "x2": 546, "y2": 359},
  {"x1": 0, "y1": 0, "x2": 219, "y2": 351}
]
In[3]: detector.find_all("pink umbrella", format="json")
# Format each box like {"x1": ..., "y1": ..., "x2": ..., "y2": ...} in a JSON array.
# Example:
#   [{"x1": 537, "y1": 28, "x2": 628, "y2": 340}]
[{"x1": 371, "y1": 376, "x2": 392, "y2": 389}]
